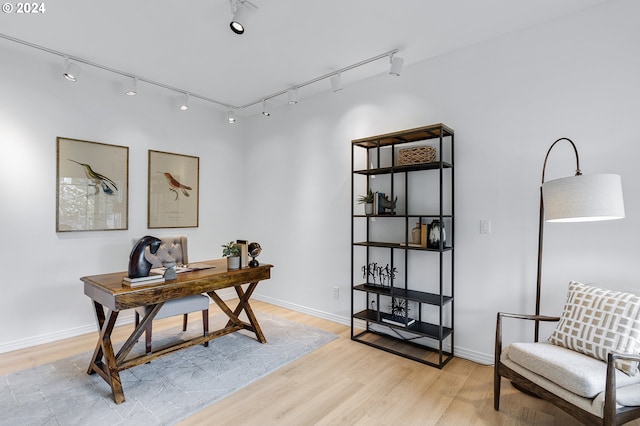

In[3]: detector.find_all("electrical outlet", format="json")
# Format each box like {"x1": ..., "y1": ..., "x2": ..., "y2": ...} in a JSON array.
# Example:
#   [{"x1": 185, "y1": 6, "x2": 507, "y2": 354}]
[
  {"x1": 333, "y1": 286, "x2": 340, "y2": 299},
  {"x1": 480, "y1": 219, "x2": 491, "y2": 234}
]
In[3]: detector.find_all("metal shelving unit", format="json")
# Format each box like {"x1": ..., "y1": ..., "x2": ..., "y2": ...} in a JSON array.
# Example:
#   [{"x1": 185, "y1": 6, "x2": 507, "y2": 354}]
[{"x1": 350, "y1": 123, "x2": 454, "y2": 368}]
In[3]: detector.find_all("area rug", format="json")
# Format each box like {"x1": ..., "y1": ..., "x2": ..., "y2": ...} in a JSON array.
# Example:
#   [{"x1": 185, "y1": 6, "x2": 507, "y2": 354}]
[{"x1": 1, "y1": 313, "x2": 337, "y2": 426}]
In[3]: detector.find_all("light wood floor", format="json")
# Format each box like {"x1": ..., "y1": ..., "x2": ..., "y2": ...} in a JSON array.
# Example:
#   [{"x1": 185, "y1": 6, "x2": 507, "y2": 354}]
[{"x1": 2, "y1": 301, "x2": 637, "y2": 425}]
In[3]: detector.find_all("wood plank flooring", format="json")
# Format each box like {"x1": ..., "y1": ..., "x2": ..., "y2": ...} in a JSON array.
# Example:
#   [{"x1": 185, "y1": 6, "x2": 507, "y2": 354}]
[{"x1": 2, "y1": 300, "x2": 637, "y2": 425}]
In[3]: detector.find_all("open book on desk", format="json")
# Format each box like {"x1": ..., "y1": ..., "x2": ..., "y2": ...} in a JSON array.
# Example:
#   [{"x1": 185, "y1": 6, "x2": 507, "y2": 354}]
[{"x1": 150, "y1": 263, "x2": 216, "y2": 275}]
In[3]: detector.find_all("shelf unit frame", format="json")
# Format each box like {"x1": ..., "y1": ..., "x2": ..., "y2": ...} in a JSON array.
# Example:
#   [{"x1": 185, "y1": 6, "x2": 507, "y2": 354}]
[{"x1": 350, "y1": 123, "x2": 455, "y2": 368}]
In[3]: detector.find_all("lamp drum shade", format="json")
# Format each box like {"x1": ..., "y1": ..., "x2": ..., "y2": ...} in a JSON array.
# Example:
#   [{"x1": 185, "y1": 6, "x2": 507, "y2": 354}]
[{"x1": 542, "y1": 174, "x2": 625, "y2": 222}]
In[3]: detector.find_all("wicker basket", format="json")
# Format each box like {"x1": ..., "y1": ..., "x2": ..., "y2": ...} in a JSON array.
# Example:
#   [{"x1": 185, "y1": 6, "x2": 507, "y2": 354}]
[{"x1": 397, "y1": 146, "x2": 436, "y2": 166}]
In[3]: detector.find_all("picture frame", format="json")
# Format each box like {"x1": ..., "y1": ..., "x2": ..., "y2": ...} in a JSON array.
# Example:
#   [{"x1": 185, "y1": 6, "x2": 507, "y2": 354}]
[
  {"x1": 56, "y1": 137, "x2": 129, "y2": 232},
  {"x1": 148, "y1": 150, "x2": 199, "y2": 228}
]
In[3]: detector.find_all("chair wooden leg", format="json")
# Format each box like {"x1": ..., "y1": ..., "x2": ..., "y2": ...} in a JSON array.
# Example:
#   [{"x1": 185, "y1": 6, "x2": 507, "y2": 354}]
[
  {"x1": 145, "y1": 323, "x2": 152, "y2": 354},
  {"x1": 203, "y1": 309, "x2": 209, "y2": 348},
  {"x1": 494, "y1": 370, "x2": 501, "y2": 410},
  {"x1": 182, "y1": 313, "x2": 188, "y2": 331},
  {"x1": 135, "y1": 312, "x2": 139, "y2": 327}
]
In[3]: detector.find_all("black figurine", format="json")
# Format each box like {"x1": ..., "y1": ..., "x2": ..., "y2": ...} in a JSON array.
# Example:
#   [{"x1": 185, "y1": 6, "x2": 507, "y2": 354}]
[{"x1": 128, "y1": 235, "x2": 162, "y2": 278}]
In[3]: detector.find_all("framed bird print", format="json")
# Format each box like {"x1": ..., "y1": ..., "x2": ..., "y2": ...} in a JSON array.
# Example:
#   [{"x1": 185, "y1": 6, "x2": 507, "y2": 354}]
[
  {"x1": 148, "y1": 150, "x2": 199, "y2": 228},
  {"x1": 56, "y1": 137, "x2": 129, "y2": 232}
]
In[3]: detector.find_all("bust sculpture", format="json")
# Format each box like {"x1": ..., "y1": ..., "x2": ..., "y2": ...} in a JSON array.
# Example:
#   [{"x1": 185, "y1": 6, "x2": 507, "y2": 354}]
[{"x1": 128, "y1": 235, "x2": 162, "y2": 278}]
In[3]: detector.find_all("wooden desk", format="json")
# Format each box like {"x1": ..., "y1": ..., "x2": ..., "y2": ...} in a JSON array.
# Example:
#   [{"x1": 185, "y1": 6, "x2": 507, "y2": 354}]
[{"x1": 81, "y1": 259, "x2": 273, "y2": 404}]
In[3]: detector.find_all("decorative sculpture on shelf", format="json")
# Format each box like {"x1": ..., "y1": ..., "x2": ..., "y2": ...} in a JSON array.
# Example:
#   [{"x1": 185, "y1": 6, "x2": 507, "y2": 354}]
[
  {"x1": 248, "y1": 242, "x2": 261, "y2": 267},
  {"x1": 128, "y1": 235, "x2": 162, "y2": 278},
  {"x1": 377, "y1": 193, "x2": 397, "y2": 215},
  {"x1": 361, "y1": 262, "x2": 397, "y2": 287}
]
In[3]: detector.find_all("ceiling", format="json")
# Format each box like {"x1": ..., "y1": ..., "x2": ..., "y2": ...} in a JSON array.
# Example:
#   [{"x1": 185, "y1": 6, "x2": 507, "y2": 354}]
[{"x1": 0, "y1": 0, "x2": 611, "y2": 114}]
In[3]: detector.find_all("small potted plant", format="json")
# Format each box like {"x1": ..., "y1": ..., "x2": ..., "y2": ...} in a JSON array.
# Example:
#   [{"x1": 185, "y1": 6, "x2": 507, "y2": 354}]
[
  {"x1": 222, "y1": 241, "x2": 241, "y2": 270},
  {"x1": 357, "y1": 188, "x2": 375, "y2": 215}
]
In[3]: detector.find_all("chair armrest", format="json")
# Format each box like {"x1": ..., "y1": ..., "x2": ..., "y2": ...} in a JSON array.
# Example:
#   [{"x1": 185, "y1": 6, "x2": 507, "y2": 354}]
[
  {"x1": 604, "y1": 352, "x2": 640, "y2": 423},
  {"x1": 494, "y1": 312, "x2": 561, "y2": 366},
  {"x1": 498, "y1": 312, "x2": 561, "y2": 322},
  {"x1": 610, "y1": 352, "x2": 640, "y2": 364}
]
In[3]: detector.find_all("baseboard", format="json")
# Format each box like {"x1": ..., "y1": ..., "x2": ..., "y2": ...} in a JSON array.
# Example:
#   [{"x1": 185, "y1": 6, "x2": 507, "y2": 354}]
[
  {"x1": 0, "y1": 312, "x2": 137, "y2": 354},
  {"x1": 1, "y1": 290, "x2": 494, "y2": 366},
  {"x1": 0, "y1": 287, "x2": 238, "y2": 354},
  {"x1": 254, "y1": 293, "x2": 494, "y2": 366},
  {"x1": 253, "y1": 293, "x2": 351, "y2": 326}
]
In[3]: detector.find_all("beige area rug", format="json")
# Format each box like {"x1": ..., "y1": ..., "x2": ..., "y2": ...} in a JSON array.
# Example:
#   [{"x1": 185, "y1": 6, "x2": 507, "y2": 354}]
[{"x1": 1, "y1": 313, "x2": 337, "y2": 425}]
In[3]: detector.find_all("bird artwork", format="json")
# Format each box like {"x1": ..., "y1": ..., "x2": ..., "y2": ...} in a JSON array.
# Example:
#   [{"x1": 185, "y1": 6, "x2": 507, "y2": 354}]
[
  {"x1": 160, "y1": 172, "x2": 191, "y2": 200},
  {"x1": 68, "y1": 159, "x2": 118, "y2": 195}
]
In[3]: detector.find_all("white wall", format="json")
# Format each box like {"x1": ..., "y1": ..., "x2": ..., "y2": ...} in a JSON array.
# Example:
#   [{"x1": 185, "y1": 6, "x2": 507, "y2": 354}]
[
  {"x1": 0, "y1": 42, "x2": 249, "y2": 350},
  {"x1": 242, "y1": 0, "x2": 640, "y2": 363},
  {"x1": 1, "y1": 0, "x2": 638, "y2": 364}
]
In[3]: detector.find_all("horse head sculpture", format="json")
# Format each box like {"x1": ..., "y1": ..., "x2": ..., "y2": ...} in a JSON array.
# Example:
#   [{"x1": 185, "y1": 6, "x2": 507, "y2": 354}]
[{"x1": 128, "y1": 235, "x2": 162, "y2": 278}]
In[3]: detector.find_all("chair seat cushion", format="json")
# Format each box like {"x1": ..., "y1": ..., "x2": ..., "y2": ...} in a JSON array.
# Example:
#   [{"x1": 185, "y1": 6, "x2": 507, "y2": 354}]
[
  {"x1": 504, "y1": 342, "x2": 640, "y2": 398},
  {"x1": 135, "y1": 294, "x2": 209, "y2": 320}
]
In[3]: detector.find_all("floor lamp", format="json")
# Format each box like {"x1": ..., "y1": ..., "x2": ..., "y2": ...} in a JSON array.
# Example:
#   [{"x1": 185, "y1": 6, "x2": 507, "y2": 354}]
[{"x1": 534, "y1": 137, "x2": 625, "y2": 342}]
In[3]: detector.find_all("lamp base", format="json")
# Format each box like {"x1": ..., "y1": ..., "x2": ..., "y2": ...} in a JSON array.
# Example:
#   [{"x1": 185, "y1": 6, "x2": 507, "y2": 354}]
[{"x1": 249, "y1": 258, "x2": 259, "y2": 268}]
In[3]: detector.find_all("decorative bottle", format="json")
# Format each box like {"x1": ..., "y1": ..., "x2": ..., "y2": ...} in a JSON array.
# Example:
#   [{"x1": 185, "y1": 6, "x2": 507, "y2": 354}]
[{"x1": 428, "y1": 220, "x2": 446, "y2": 249}]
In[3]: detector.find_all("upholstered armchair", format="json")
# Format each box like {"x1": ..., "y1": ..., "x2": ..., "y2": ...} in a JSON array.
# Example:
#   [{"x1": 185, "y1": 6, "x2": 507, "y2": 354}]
[
  {"x1": 133, "y1": 236, "x2": 210, "y2": 354},
  {"x1": 494, "y1": 282, "x2": 640, "y2": 425}
]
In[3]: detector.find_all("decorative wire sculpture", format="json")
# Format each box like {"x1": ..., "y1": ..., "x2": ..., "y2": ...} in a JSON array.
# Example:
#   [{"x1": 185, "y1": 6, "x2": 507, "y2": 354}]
[
  {"x1": 389, "y1": 298, "x2": 410, "y2": 320},
  {"x1": 361, "y1": 262, "x2": 397, "y2": 287}
]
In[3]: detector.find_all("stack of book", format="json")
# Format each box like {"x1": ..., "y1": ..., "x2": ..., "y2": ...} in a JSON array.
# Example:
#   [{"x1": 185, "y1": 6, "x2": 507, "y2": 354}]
[
  {"x1": 236, "y1": 240, "x2": 249, "y2": 268},
  {"x1": 122, "y1": 274, "x2": 165, "y2": 287},
  {"x1": 381, "y1": 312, "x2": 416, "y2": 327}
]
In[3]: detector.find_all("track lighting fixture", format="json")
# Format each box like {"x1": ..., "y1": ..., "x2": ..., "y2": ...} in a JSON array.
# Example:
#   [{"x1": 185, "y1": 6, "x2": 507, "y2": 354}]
[
  {"x1": 389, "y1": 54, "x2": 404, "y2": 76},
  {"x1": 63, "y1": 56, "x2": 81, "y2": 82},
  {"x1": 261, "y1": 99, "x2": 271, "y2": 116},
  {"x1": 229, "y1": 0, "x2": 257, "y2": 35},
  {"x1": 3, "y1": 33, "x2": 402, "y2": 120},
  {"x1": 125, "y1": 76, "x2": 138, "y2": 96},
  {"x1": 179, "y1": 93, "x2": 189, "y2": 111},
  {"x1": 330, "y1": 73, "x2": 343, "y2": 92},
  {"x1": 287, "y1": 88, "x2": 298, "y2": 105}
]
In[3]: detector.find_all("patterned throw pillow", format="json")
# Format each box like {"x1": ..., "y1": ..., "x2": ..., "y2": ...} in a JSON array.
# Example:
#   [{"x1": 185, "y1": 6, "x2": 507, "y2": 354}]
[{"x1": 548, "y1": 281, "x2": 640, "y2": 376}]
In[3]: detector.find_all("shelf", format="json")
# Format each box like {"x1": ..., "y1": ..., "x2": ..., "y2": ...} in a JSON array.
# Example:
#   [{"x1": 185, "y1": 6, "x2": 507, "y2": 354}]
[
  {"x1": 354, "y1": 309, "x2": 453, "y2": 341},
  {"x1": 353, "y1": 241, "x2": 453, "y2": 252},
  {"x1": 353, "y1": 214, "x2": 453, "y2": 219},
  {"x1": 353, "y1": 284, "x2": 453, "y2": 306},
  {"x1": 351, "y1": 123, "x2": 454, "y2": 369},
  {"x1": 351, "y1": 123, "x2": 455, "y2": 148},
  {"x1": 353, "y1": 161, "x2": 452, "y2": 176}
]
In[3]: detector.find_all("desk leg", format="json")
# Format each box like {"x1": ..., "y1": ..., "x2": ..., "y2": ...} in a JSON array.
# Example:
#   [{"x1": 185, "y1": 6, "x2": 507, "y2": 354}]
[
  {"x1": 233, "y1": 283, "x2": 266, "y2": 343},
  {"x1": 207, "y1": 281, "x2": 266, "y2": 343},
  {"x1": 87, "y1": 301, "x2": 125, "y2": 404}
]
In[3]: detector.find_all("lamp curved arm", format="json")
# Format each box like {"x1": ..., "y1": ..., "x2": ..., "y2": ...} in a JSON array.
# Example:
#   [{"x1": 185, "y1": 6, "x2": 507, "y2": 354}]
[
  {"x1": 536, "y1": 137, "x2": 581, "y2": 341},
  {"x1": 541, "y1": 137, "x2": 581, "y2": 184}
]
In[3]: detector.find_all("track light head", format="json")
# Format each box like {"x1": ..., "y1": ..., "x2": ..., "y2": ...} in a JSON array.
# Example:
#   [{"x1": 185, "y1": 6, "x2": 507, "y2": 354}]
[
  {"x1": 287, "y1": 88, "x2": 298, "y2": 105},
  {"x1": 227, "y1": 109, "x2": 237, "y2": 124},
  {"x1": 230, "y1": 0, "x2": 256, "y2": 35},
  {"x1": 179, "y1": 93, "x2": 189, "y2": 111},
  {"x1": 261, "y1": 99, "x2": 271, "y2": 116},
  {"x1": 125, "y1": 76, "x2": 138, "y2": 96},
  {"x1": 389, "y1": 54, "x2": 404, "y2": 76},
  {"x1": 330, "y1": 73, "x2": 343, "y2": 92},
  {"x1": 63, "y1": 56, "x2": 81, "y2": 82}
]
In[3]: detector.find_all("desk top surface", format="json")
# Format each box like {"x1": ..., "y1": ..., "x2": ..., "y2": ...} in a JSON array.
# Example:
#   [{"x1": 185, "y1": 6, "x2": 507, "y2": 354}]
[{"x1": 82, "y1": 259, "x2": 273, "y2": 311}]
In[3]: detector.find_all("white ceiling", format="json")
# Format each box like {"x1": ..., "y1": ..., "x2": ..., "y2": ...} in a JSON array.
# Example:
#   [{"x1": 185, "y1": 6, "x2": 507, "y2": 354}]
[{"x1": 0, "y1": 0, "x2": 610, "y2": 113}]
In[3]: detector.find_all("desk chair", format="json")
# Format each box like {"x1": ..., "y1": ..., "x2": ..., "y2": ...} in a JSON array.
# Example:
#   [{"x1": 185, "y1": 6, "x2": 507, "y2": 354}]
[{"x1": 133, "y1": 236, "x2": 210, "y2": 354}]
